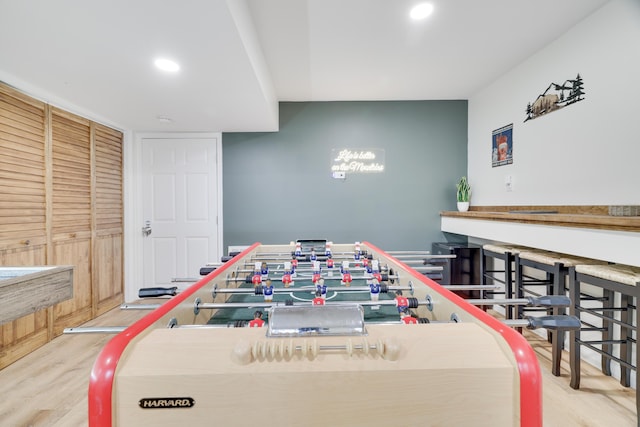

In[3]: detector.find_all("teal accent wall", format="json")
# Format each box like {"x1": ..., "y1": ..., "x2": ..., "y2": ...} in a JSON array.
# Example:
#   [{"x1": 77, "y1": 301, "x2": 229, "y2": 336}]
[{"x1": 222, "y1": 101, "x2": 467, "y2": 251}]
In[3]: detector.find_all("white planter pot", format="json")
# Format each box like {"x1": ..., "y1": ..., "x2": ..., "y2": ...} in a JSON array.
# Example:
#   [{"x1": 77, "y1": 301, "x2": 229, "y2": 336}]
[{"x1": 457, "y1": 201, "x2": 469, "y2": 212}]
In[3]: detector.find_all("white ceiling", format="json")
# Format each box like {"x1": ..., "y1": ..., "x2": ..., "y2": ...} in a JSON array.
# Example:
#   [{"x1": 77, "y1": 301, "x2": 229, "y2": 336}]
[{"x1": 0, "y1": 0, "x2": 609, "y2": 133}]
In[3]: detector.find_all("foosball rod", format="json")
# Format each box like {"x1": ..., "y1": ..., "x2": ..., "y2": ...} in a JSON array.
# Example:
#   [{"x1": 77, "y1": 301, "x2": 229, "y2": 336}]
[
  {"x1": 232, "y1": 265, "x2": 444, "y2": 274},
  {"x1": 193, "y1": 295, "x2": 571, "y2": 311},
  {"x1": 250, "y1": 254, "x2": 373, "y2": 262},
  {"x1": 245, "y1": 254, "x2": 455, "y2": 264},
  {"x1": 385, "y1": 250, "x2": 433, "y2": 255},
  {"x1": 226, "y1": 274, "x2": 404, "y2": 283},
  {"x1": 400, "y1": 260, "x2": 451, "y2": 266},
  {"x1": 120, "y1": 293, "x2": 563, "y2": 313},
  {"x1": 173, "y1": 268, "x2": 444, "y2": 283},
  {"x1": 236, "y1": 265, "x2": 387, "y2": 273},
  {"x1": 251, "y1": 249, "x2": 370, "y2": 256},
  {"x1": 201, "y1": 264, "x2": 392, "y2": 276},
  {"x1": 211, "y1": 284, "x2": 500, "y2": 296},
  {"x1": 420, "y1": 315, "x2": 581, "y2": 331},
  {"x1": 213, "y1": 285, "x2": 413, "y2": 295},
  {"x1": 242, "y1": 258, "x2": 373, "y2": 267},
  {"x1": 388, "y1": 254, "x2": 456, "y2": 260},
  {"x1": 135, "y1": 283, "x2": 499, "y2": 298},
  {"x1": 63, "y1": 326, "x2": 128, "y2": 334},
  {"x1": 226, "y1": 272, "x2": 422, "y2": 283},
  {"x1": 63, "y1": 311, "x2": 580, "y2": 335}
]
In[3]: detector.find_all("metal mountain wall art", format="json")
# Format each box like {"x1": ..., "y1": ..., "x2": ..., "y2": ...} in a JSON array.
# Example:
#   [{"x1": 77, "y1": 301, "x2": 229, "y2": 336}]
[{"x1": 524, "y1": 74, "x2": 585, "y2": 122}]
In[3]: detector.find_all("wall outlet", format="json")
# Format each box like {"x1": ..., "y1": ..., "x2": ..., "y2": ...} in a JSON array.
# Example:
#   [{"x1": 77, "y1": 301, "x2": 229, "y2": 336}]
[
  {"x1": 332, "y1": 171, "x2": 346, "y2": 179},
  {"x1": 505, "y1": 175, "x2": 513, "y2": 192}
]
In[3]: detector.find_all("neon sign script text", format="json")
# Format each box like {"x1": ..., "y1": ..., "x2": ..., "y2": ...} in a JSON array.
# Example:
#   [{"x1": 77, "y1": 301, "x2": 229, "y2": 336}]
[{"x1": 331, "y1": 149, "x2": 385, "y2": 173}]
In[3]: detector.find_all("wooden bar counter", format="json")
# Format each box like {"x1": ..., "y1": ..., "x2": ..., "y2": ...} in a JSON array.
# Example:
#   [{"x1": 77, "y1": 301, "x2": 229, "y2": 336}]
[{"x1": 440, "y1": 206, "x2": 640, "y2": 267}]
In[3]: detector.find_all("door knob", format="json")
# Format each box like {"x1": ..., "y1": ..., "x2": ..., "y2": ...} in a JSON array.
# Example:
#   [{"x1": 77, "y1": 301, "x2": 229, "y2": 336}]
[{"x1": 142, "y1": 220, "x2": 152, "y2": 237}]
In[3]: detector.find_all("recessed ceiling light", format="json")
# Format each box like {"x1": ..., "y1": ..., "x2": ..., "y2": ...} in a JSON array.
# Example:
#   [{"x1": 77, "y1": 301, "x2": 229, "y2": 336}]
[
  {"x1": 410, "y1": 3, "x2": 434, "y2": 20},
  {"x1": 154, "y1": 58, "x2": 180, "y2": 72}
]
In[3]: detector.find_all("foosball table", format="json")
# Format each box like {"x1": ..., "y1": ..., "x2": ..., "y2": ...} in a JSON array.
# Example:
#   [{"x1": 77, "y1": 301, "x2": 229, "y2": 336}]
[{"x1": 88, "y1": 241, "x2": 548, "y2": 426}]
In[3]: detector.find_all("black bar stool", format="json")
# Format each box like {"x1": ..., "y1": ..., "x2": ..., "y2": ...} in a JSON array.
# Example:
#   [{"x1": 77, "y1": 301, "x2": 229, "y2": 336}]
[
  {"x1": 569, "y1": 263, "x2": 639, "y2": 415},
  {"x1": 515, "y1": 250, "x2": 605, "y2": 376},
  {"x1": 481, "y1": 244, "x2": 529, "y2": 319}
]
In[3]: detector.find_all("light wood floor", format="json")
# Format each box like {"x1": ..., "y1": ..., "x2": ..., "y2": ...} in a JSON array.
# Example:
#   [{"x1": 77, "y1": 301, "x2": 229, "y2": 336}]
[{"x1": 0, "y1": 307, "x2": 636, "y2": 426}]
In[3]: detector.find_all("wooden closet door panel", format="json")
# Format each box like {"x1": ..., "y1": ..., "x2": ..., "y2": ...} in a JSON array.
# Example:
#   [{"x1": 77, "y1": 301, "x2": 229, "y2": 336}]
[
  {"x1": 94, "y1": 234, "x2": 123, "y2": 315},
  {"x1": 50, "y1": 109, "x2": 92, "y2": 332},
  {"x1": 51, "y1": 109, "x2": 91, "y2": 237},
  {"x1": 94, "y1": 124, "x2": 123, "y2": 233},
  {"x1": 94, "y1": 124, "x2": 124, "y2": 313},
  {"x1": 0, "y1": 85, "x2": 46, "y2": 249},
  {"x1": 51, "y1": 238, "x2": 92, "y2": 334},
  {"x1": 0, "y1": 85, "x2": 48, "y2": 369}
]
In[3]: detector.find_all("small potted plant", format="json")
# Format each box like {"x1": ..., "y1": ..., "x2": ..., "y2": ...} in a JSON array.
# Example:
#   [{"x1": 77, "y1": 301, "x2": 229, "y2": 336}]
[{"x1": 456, "y1": 176, "x2": 471, "y2": 212}]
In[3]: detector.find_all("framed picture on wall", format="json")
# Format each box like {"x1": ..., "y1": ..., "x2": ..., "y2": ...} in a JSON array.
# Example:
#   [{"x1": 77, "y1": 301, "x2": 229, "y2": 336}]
[{"x1": 492, "y1": 124, "x2": 513, "y2": 167}]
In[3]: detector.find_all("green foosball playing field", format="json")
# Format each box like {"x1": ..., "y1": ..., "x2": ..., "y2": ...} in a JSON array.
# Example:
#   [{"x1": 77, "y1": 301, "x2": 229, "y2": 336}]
[{"x1": 207, "y1": 276, "x2": 402, "y2": 326}]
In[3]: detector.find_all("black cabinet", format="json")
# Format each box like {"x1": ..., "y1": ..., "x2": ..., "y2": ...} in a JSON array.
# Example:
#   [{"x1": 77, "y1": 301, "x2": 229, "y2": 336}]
[{"x1": 431, "y1": 242, "x2": 480, "y2": 298}]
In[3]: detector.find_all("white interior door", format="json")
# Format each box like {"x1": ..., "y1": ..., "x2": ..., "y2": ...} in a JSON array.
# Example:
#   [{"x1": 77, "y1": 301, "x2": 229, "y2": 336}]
[{"x1": 140, "y1": 137, "x2": 219, "y2": 293}]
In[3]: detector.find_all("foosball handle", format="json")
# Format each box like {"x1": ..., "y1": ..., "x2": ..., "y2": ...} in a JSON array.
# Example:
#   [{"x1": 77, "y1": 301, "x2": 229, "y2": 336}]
[
  {"x1": 138, "y1": 287, "x2": 178, "y2": 298},
  {"x1": 527, "y1": 295, "x2": 571, "y2": 307},
  {"x1": 526, "y1": 315, "x2": 581, "y2": 331},
  {"x1": 200, "y1": 266, "x2": 216, "y2": 275}
]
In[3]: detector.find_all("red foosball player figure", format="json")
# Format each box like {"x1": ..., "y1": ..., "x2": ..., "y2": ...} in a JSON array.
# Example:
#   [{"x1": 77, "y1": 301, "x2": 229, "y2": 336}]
[
  {"x1": 248, "y1": 310, "x2": 265, "y2": 328},
  {"x1": 282, "y1": 273, "x2": 293, "y2": 288},
  {"x1": 341, "y1": 268, "x2": 352, "y2": 287},
  {"x1": 326, "y1": 258, "x2": 334, "y2": 277},
  {"x1": 394, "y1": 290, "x2": 409, "y2": 313},
  {"x1": 252, "y1": 274, "x2": 262, "y2": 287},
  {"x1": 400, "y1": 308, "x2": 418, "y2": 324},
  {"x1": 284, "y1": 261, "x2": 295, "y2": 285},
  {"x1": 312, "y1": 260, "x2": 322, "y2": 284},
  {"x1": 251, "y1": 261, "x2": 262, "y2": 287},
  {"x1": 312, "y1": 290, "x2": 325, "y2": 306}
]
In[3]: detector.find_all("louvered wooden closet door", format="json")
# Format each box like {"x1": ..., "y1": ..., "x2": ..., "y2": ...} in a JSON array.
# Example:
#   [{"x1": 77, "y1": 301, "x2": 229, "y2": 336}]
[
  {"x1": 0, "y1": 85, "x2": 48, "y2": 365},
  {"x1": 93, "y1": 124, "x2": 124, "y2": 314},
  {"x1": 0, "y1": 82, "x2": 125, "y2": 368},
  {"x1": 50, "y1": 108, "x2": 92, "y2": 331}
]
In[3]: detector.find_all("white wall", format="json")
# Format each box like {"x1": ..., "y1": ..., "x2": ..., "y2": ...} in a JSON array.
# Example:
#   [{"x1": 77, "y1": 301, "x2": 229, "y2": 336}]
[
  {"x1": 468, "y1": 0, "x2": 640, "y2": 206},
  {"x1": 466, "y1": 0, "x2": 640, "y2": 385}
]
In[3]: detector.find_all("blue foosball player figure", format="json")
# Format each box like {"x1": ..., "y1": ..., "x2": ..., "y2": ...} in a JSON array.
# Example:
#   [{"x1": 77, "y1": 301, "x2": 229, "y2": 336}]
[
  {"x1": 263, "y1": 280, "x2": 274, "y2": 302},
  {"x1": 325, "y1": 241, "x2": 332, "y2": 258},
  {"x1": 369, "y1": 279, "x2": 381, "y2": 302},
  {"x1": 315, "y1": 279, "x2": 327, "y2": 299}
]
